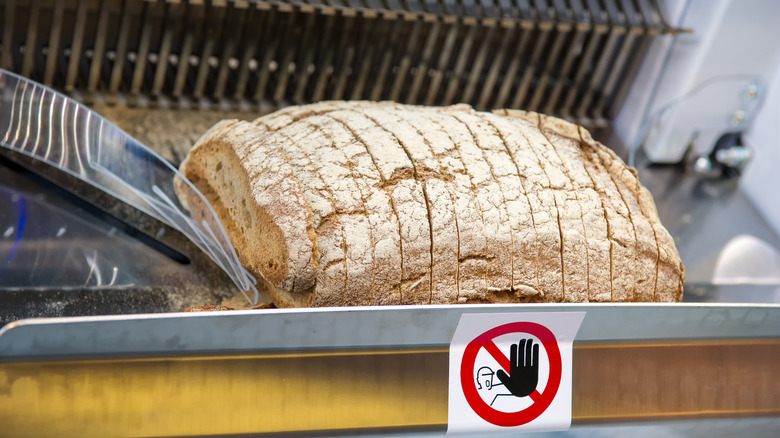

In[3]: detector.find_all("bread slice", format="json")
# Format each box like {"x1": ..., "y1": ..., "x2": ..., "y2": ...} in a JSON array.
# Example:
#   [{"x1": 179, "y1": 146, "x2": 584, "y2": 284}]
[
  {"x1": 178, "y1": 120, "x2": 318, "y2": 307},
  {"x1": 373, "y1": 109, "x2": 460, "y2": 304},
  {"x1": 416, "y1": 111, "x2": 490, "y2": 303},
  {"x1": 444, "y1": 112, "x2": 515, "y2": 301},
  {"x1": 497, "y1": 109, "x2": 684, "y2": 302},
  {"x1": 579, "y1": 127, "x2": 684, "y2": 302},
  {"x1": 485, "y1": 114, "x2": 564, "y2": 302},
  {"x1": 289, "y1": 116, "x2": 376, "y2": 306},
  {"x1": 255, "y1": 123, "x2": 348, "y2": 307},
  {"x1": 536, "y1": 128, "x2": 612, "y2": 302},
  {"x1": 323, "y1": 113, "x2": 403, "y2": 305},
  {"x1": 497, "y1": 112, "x2": 594, "y2": 303},
  {"x1": 451, "y1": 111, "x2": 543, "y2": 303},
  {"x1": 325, "y1": 109, "x2": 431, "y2": 305}
]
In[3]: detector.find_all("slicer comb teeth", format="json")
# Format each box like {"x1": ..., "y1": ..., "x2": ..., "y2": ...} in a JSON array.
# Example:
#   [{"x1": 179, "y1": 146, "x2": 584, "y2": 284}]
[{"x1": 0, "y1": 0, "x2": 680, "y2": 128}]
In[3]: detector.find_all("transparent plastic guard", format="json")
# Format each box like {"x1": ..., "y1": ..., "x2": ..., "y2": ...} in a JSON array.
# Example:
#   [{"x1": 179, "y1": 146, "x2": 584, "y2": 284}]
[
  {"x1": 0, "y1": 69, "x2": 259, "y2": 305},
  {"x1": 629, "y1": 74, "x2": 766, "y2": 167}
]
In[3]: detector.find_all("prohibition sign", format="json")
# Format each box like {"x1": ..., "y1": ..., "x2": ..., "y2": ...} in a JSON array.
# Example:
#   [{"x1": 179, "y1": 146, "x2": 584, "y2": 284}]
[{"x1": 460, "y1": 321, "x2": 562, "y2": 427}]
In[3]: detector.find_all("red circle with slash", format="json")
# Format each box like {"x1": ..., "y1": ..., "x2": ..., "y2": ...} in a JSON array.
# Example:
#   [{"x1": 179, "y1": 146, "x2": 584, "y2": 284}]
[{"x1": 460, "y1": 321, "x2": 562, "y2": 427}]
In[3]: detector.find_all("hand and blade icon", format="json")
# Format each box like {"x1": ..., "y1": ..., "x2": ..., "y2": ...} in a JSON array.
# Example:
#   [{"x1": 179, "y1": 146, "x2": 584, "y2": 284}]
[{"x1": 496, "y1": 339, "x2": 539, "y2": 398}]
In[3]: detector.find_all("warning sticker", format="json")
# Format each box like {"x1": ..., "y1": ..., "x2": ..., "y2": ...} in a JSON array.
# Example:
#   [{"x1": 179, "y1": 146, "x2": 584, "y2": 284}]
[{"x1": 447, "y1": 312, "x2": 585, "y2": 434}]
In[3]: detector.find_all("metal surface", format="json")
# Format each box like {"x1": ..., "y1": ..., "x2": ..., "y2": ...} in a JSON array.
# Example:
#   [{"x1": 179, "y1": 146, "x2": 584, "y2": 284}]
[
  {"x1": 636, "y1": 157, "x2": 780, "y2": 287},
  {"x1": 2, "y1": 341, "x2": 780, "y2": 437},
  {"x1": 1, "y1": 305, "x2": 780, "y2": 437},
  {"x1": 0, "y1": 0, "x2": 680, "y2": 126},
  {"x1": 2, "y1": 304, "x2": 779, "y2": 358}
]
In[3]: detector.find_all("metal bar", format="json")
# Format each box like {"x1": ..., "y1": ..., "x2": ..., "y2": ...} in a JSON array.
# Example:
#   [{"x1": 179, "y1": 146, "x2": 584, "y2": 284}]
[
  {"x1": 636, "y1": 0, "x2": 662, "y2": 30},
  {"x1": 294, "y1": 10, "x2": 329, "y2": 102},
  {"x1": 476, "y1": 22, "x2": 515, "y2": 110},
  {"x1": 233, "y1": 7, "x2": 267, "y2": 101},
  {"x1": 348, "y1": 11, "x2": 380, "y2": 101},
  {"x1": 43, "y1": 0, "x2": 65, "y2": 87},
  {"x1": 510, "y1": 21, "x2": 553, "y2": 109},
  {"x1": 2, "y1": 338, "x2": 780, "y2": 436},
  {"x1": 130, "y1": 1, "x2": 156, "y2": 96},
  {"x1": 21, "y1": 0, "x2": 41, "y2": 78},
  {"x1": 1, "y1": 0, "x2": 16, "y2": 70},
  {"x1": 574, "y1": 0, "x2": 625, "y2": 122},
  {"x1": 559, "y1": 19, "x2": 606, "y2": 118},
  {"x1": 478, "y1": 0, "x2": 498, "y2": 19},
  {"x1": 423, "y1": 0, "x2": 441, "y2": 14},
  {"x1": 65, "y1": 0, "x2": 89, "y2": 92},
  {"x1": 443, "y1": 0, "x2": 460, "y2": 16},
  {"x1": 109, "y1": 0, "x2": 134, "y2": 95},
  {"x1": 527, "y1": 2, "x2": 572, "y2": 112},
  {"x1": 461, "y1": 22, "x2": 497, "y2": 107},
  {"x1": 605, "y1": 1, "x2": 660, "y2": 119},
  {"x1": 193, "y1": 2, "x2": 228, "y2": 99},
  {"x1": 214, "y1": 3, "x2": 247, "y2": 99},
  {"x1": 368, "y1": 11, "x2": 405, "y2": 101},
  {"x1": 274, "y1": 8, "x2": 314, "y2": 103},
  {"x1": 87, "y1": 0, "x2": 112, "y2": 93},
  {"x1": 151, "y1": 1, "x2": 182, "y2": 97},
  {"x1": 388, "y1": 17, "x2": 426, "y2": 102},
  {"x1": 543, "y1": 26, "x2": 588, "y2": 114},
  {"x1": 310, "y1": 8, "x2": 339, "y2": 102},
  {"x1": 594, "y1": 29, "x2": 640, "y2": 121},
  {"x1": 330, "y1": 11, "x2": 359, "y2": 101},
  {"x1": 527, "y1": 27, "x2": 569, "y2": 112},
  {"x1": 492, "y1": 21, "x2": 534, "y2": 109},
  {"x1": 441, "y1": 20, "x2": 479, "y2": 106},
  {"x1": 172, "y1": 2, "x2": 204, "y2": 98},
  {"x1": 254, "y1": 7, "x2": 291, "y2": 103},
  {"x1": 407, "y1": 17, "x2": 442, "y2": 105},
  {"x1": 423, "y1": 19, "x2": 459, "y2": 106}
]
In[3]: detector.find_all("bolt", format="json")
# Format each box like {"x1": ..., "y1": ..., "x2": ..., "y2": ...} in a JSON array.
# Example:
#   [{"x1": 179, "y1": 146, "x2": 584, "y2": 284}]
[
  {"x1": 744, "y1": 84, "x2": 760, "y2": 101},
  {"x1": 715, "y1": 145, "x2": 753, "y2": 170},
  {"x1": 693, "y1": 155, "x2": 712, "y2": 174},
  {"x1": 731, "y1": 109, "x2": 746, "y2": 127}
]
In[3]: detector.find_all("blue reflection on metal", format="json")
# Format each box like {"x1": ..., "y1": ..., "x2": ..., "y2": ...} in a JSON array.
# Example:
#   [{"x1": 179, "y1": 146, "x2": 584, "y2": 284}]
[{"x1": 1, "y1": 193, "x2": 26, "y2": 274}]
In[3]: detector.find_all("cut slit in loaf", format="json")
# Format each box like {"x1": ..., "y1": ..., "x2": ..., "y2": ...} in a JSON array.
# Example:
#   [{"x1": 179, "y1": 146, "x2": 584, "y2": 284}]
[{"x1": 177, "y1": 102, "x2": 685, "y2": 307}]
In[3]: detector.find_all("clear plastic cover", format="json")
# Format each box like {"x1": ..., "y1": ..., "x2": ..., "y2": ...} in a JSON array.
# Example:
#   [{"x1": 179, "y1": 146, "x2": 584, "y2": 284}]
[
  {"x1": 0, "y1": 69, "x2": 259, "y2": 304},
  {"x1": 630, "y1": 75, "x2": 766, "y2": 167}
]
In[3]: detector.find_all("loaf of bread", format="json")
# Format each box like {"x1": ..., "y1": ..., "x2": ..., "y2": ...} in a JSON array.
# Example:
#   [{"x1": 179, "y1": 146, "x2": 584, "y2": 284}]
[{"x1": 178, "y1": 102, "x2": 684, "y2": 307}]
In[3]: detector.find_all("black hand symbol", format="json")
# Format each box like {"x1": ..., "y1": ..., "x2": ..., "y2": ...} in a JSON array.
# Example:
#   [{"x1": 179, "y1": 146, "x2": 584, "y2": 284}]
[{"x1": 496, "y1": 339, "x2": 539, "y2": 397}]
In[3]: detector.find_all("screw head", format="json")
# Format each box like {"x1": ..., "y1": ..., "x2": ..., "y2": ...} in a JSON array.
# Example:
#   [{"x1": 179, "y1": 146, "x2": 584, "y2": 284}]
[
  {"x1": 744, "y1": 84, "x2": 760, "y2": 101},
  {"x1": 731, "y1": 110, "x2": 746, "y2": 127},
  {"x1": 693, "y1": 156, "x2": 713, "y2": 173}
]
